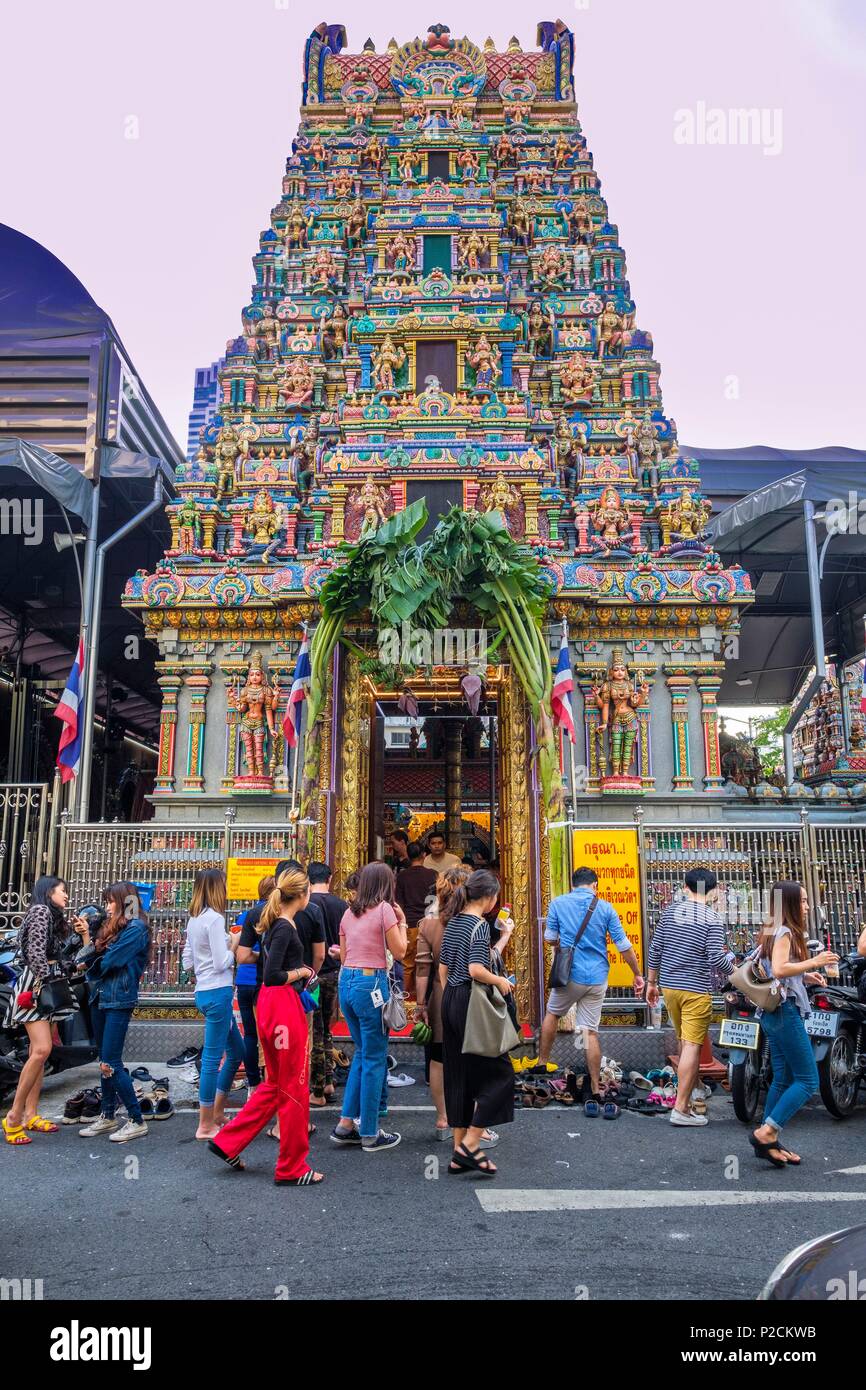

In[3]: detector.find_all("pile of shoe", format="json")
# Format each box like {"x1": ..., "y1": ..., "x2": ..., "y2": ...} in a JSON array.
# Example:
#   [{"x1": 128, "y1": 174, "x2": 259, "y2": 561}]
[
  {"x1": 130, "y1": 1068, "x2": 175, "y2": 1120},
  {"x1": 62, "y1": 1087, "x2": 101, "y2": 1126},
  {"x1": 166, "y1": 1044, "x2": 202, "y2": 1084},
  {"x1": 626, "y1": 1066, "x2": 680, "y2": 1115}
]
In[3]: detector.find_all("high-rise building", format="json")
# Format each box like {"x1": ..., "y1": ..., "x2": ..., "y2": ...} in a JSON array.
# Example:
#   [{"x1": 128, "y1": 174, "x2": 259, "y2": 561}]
[{"x1": 185, "y1": 358, "x2": 223, "y2": 460}]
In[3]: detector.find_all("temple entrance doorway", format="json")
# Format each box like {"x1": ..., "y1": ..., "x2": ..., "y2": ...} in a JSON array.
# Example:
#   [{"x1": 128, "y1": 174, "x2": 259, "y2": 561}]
[{"x1": 332, "y1": 657, "x2": 542, "y2": 1023}]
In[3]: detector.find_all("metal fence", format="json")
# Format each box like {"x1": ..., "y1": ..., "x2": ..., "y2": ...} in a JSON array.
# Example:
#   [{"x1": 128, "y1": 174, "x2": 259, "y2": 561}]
[
  {"x1": 54, "y1": 812, "x2": 866, "y2": 1006},
  {"x1": 60, "y1": 819, "x2": 300, "y2": 1001},
  {"x1": 0, "y1": 782, "x2": 54, "y2": 932}
]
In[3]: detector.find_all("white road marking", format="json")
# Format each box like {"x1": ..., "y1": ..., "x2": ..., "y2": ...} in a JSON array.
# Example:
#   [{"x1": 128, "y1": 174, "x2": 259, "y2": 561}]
[
  {"x1": 476, "y1": 1188, "x2": 866, "y2": 1213},
  {"x1": 833, "y1": 1164, "x2": 866, "y2": 1174}
]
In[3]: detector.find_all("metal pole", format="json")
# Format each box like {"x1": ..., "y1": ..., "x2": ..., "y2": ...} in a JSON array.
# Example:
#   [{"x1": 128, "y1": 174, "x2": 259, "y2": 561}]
[
  {"x1": 803, "y1": 499, "x2": 827, "y2": 681},
  {"x1": 77, "y1": 472, "x2": 164, "y2": 820}
]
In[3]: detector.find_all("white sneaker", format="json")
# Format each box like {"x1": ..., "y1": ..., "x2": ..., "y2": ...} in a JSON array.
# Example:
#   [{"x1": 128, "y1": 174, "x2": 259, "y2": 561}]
[
  {"x1": 109, "y1": 1119, "x2": 148, "y2": 1143},
  {"x1": 79, "y1": 1116, "x2": 118, "y2": 1137},
  {"x1": 386, "y1": 1071, "x2": 415, "y2": 1088},
  {"x1": 669, "y1": 1108, "x2": 708, "y2": 1127}
]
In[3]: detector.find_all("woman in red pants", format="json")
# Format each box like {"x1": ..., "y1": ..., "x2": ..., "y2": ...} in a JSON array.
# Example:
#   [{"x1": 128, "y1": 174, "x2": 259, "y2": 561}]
[{"x1": 208, "y1": 868, "x2": 324, "y2": 1186}]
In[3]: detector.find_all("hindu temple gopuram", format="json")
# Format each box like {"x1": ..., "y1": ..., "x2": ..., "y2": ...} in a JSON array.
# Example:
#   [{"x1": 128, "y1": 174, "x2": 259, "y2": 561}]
[{"x1": 123, "y1": 20, "x2": 754, "y2": 990}]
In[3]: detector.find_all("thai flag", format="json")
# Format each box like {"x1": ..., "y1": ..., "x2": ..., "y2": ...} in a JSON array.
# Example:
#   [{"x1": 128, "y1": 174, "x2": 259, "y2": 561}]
[
  {"x1": 283, "y1": 631, "x2": 311, "y2": 748},
  {"x1": 54, "y1": 639, "x2": 85, "y2": 782},
  {"x1": 551, "y1": 630, "x2": 576, "y2": 742}
]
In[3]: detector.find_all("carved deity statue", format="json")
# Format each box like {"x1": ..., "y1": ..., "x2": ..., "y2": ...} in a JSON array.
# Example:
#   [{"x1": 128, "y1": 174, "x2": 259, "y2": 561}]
[
  {"x1": 597, "y1": 301, "x2": 626, "y2": 358},
  {"x1": 283, "y1": 200, "x2": 312, "y2": 251},
  {"x1": 362, "y1": 133, "x2": 384, "y2": 173},
  {"x1": 589, "y1": 485, "x2": 630, "y2": 550},
  {"x1": 397, "y1": 148, "x2": 419, "y2": 182},
  {"x1": 457, "y1": 230, "x2": 488, "y2": 271},
  {"x1": 306, "y1": 244, "x2": 339, "y2": 293},
  {"x1": 527, "y1": 299, "x2": 554, "y2": 357},
  {"x1": 255, "y1": 303, "x2": 281, "y2": 362},
  {"x1": 233, "y1": 654, "x2": 278, "y2": 781},
  {"x1": 628, "y1": 412, "x2": 663, "y2": 493},
  {"x1": 176, "y1": 497, "x2": 203, "y2": 553},
  {"x1": 332, "y1": 167, "x2": 355, "y2": 199},
  {"x1": 479, "y1": 473, "x2": 520, "y2": 516},
  {"x1": 290, "y1": 418, "x2": 318, "y2": 501},
  {"x1": 554, "y1": 414, "x2": 584, "y2": 490},
  {"x1": 662, "y1": 487, "x2": 710, "y2": 545},
  {"x1": 456, "y1": 148, "x2": 480, "y2": 180},
  {"x1": 345, "y1": 196, "x2": 366, "y2": 249},
  {"x1": 466, "y1": 334, "x2": 501, "y2": 389},
  {"x1": 278, "y1": 356, "x2": 314, "y2": 408},
  {"x1": 355, "y1": 476, "x2": 390, "y2": 535},
  {"x1": 246, "y1": 489, "x2": 282, "y2": 545},
  {"x1": 591, "y1": 650, "x2": 649, "y2": 780},
  {"x1": 494, "y1": 131, "x2": 516, "y2": 168},
  {"x1": 509, "y1": 195, "x2": 532, "y2": 249},
  {"x1": 213, "y1": 425, "x2": 243, "y2": 501},
  {"x1": 552, "y1": 132, "x2": 572, "y2": 169},
  {"x1": 384, "y1": 230, "x2": 416, "y2": 272},
  {"x1": 537, "y1": 242, "x2": 569, "y2": 289},
  {"x1": 308, "y1": 133, "x2": 327, "y2": 170},
  {"x1": 321, "y1": 301, "x2": 349, "y2": 361},
  {"x1": 371, "y1": 334, "x2": 406, "y2": 391},
  {"x1": 560, "y1": 351, "x2": 595, "y2": 403}
]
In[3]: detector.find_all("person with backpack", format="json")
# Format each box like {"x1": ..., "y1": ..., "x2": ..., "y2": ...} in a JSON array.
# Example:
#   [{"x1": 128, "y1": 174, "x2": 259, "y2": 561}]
[{"x1": 537, "y1": 867, "x2": 643, "y2": 1105}]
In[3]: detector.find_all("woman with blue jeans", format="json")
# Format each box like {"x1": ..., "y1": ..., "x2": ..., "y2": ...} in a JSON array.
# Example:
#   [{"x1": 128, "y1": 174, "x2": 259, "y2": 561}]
[
  {"x1": 182, "y1": 869, "x2": 243, "y2": 1140},
  {"x1": 331, "y1": 862, "x2": 407, "y2": 1153},
  {"x1": 751, "y1": 880, "x2": 839, "y2": 1168},
  {"x1": 81, "y1": 883, "x2": 151, "y2": 1143}
]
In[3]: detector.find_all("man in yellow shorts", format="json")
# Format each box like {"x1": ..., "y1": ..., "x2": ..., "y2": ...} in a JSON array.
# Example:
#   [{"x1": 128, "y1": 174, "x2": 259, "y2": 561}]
[{"x1": 646, "y1": 868, "x2": 734, "y2": 1127}]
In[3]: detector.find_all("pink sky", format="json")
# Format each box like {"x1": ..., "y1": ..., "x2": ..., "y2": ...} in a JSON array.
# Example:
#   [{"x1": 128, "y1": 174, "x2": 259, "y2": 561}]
[{"x1": 2, "y1": 0, "x2": 865, "y2": 452}]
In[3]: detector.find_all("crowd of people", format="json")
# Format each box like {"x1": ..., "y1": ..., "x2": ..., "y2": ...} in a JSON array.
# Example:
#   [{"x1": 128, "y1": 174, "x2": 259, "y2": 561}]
[{"x1": 4, "y1": 832, "x2": 866, "y2": 1184}]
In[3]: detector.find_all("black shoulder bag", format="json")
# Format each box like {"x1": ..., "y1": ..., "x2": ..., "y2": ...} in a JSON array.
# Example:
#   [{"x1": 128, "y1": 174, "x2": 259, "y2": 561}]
[{"x1": 547, "y1": 896, "x2": 598, "y2": 990}]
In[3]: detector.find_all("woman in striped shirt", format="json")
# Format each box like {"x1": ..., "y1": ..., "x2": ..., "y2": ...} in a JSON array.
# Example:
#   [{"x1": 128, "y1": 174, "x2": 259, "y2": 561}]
[{"x1": 440, "y1": 869, "x2": 514, "y2": 1177}]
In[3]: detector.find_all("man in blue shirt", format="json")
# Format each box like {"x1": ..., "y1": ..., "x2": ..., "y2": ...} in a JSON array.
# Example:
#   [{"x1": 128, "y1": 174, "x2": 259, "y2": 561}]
[{"x1": 537, "y1": 867, "x2": 644, "y2": 1097}]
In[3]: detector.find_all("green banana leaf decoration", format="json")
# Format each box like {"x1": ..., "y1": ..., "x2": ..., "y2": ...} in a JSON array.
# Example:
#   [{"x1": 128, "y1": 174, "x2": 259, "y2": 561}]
[{"x1": 298, "y1": 502, "x2": 569, "y2": 899}]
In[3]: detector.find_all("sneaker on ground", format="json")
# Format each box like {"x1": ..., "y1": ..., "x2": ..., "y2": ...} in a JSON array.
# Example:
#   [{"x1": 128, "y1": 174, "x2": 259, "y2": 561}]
[
  {"x1": 109, "y1": 1119, "x2": 149, "y2": 1142},
  {"x1": 62, "y1": 1090, "x2": 88, "y2": 1124},
  {"x1": 79, "y1": 1116, "x2": 118, "y2": 1137},
  {"x1": 386, "y1": 1071, "x2": 415, "y2": 1087},
  {"x1": 329, "y1": 1124, "x2": 363, "y2": 1146},
  {"x1": 669, "y1": 1108, "x2": 708, "y2": 1127},
  {"x1": 166, "y1": 1046, "x2": 201, "y2": 1068},
  {"x1": 361, "y1": 1130, "x2": 401, "y2": 1152}
]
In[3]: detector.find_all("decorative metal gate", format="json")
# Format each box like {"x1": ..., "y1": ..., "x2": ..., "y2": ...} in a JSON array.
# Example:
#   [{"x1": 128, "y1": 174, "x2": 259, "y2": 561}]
[
  {"x1": 0, "y1": 783, "x2": 52, "y2": 932},
  {"x1": 808, "y1": 822, "x2": 866, "y2": 956}
]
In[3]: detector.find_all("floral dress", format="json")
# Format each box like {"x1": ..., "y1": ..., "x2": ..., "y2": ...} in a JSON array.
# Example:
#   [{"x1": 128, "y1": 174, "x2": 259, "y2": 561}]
[{"x1": 3, "y1": 904, "x2": 78, "y2": 1026}]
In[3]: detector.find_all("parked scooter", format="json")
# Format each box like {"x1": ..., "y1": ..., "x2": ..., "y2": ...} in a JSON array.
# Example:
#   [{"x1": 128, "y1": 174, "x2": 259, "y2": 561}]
[
  {"x1": 0, "y1": 926, "x2": 97, "y2": 1103},
  {"x1": 723, "y1": 979, "x2": 771, "y2": 1123},
  {"x1": 805, "y1": 953, "x2": 866, "y2": 1118}
]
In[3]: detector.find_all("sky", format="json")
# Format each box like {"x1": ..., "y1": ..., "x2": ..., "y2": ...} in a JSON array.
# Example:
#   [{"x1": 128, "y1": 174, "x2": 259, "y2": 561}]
[{"x1": 2, "y1": 0, "x2": 865, "y2": 454}]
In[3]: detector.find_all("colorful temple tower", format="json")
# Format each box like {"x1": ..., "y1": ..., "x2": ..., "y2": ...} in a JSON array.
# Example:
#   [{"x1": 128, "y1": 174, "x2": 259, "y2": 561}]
[{"x1": 124, "y1": 20, "x2": 752, "y2": 1003}]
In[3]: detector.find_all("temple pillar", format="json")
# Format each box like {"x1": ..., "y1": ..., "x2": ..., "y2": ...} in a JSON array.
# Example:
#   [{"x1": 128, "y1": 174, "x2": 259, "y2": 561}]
[
  {"x1": 666, "y1": 674, "x2": 695, "y2": 792},
  {"x1": 181, "y1": 671, "x2": 211, "y2": 792},
  {"x1": 697, "y1": 673, "x2": 725, "y2": 791},
  {"x1": 445, "y1": 721, "x2": 463, "y2": 855},
  {"x1": 578, "y1": 678, "x2": 603, "y2": 790},
  {"x1": 222, "y1": 673, "x2": 241, "y2": 792},
  {"x1": 154, "y1": 673, "x2": 182, "y2": 794},
  {"x1": 636, "y1": 673, "x2": 655, "y2": 791}
]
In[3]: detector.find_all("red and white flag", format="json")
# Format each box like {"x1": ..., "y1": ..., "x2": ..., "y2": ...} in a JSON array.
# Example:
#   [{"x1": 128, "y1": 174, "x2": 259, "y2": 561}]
[
  {"x1": 551, "y1": 628, "x2": 576, "y2": 742},
  {"x1": 54, "y1": 639, "x2": 85, "y2": 782},
  {"x1": 283, "y1": 629, "x2": 311, "y2": 749}
]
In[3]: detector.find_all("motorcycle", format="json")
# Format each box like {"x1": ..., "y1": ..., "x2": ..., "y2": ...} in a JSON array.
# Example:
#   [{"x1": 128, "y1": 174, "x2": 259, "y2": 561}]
[
  {"x1": 804, "y1": 953, "x2": 866, "y2": 1119},
  {"x1": 0, "y1": 928, "x2": 97, "y2": 1103},
  {"x1": 723, "y1": 950, "x2": 866, "y2": 1122}
]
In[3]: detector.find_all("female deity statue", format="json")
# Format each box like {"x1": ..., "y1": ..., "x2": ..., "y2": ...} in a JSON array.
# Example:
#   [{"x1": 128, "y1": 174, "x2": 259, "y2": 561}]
[
  {"x1": 537, "y1": 242, "x2": 569, "y2": 289},
  {"x1": 355, "y1": 476, "x2": 390, "y2": 535},
  {"x1": 277, "y1": 357, "x2": 314, "y2": 408},
  {"x1": 553, "y1": 132, "x2": 572, "y2": 169},
  {"x1": 397, "y1": 149, "x2": 418, "y2": 183},
  {"x1": 566, "y1": 195, "x2": 593, "y2": 244},
  {"x1": 306, "y1": 245, "x2": 339, "y2": 293},
  {"x1": 332, "y1": 167, "x2": 355, "y2": 199},
  {"x1": 494, "y1": 131, "x2": 516, "y2": 169},
  {"x1": 321, "y1": 302, "x2": 349, "y2": 361},
  {"x1": 458, "y1": 230, "x2": 488, "y2": 271},
  {"x1": 509, "y1": 195, "x2": 532, "y2": 249},
  {"x1": 345, "y1": 197, "x2": 367, "y2": 249},
  {"x1": 456, "y1": 148, "x2": 480, "y2": 180},
  {"x1": 246, "y1": 489, "x2": 282, "y2": 545},
  {"x1": 362, "y1": 133, "x2": 384, "y2": 173},
  {"x1": 661, "y1": 488, "x2": 710, "y2": 546},
  {"x1": 234, "y1": 655, "x2": 278, "y2": 781},
  {"x1": 384, "y1": 230, "x2": 416, "y2": 273},
  {"x1": 597, "y1": 300, "x2": 626, "y2": 358},
  {"x1": 176, "y1": 497, "x2": 202, "y2": 553},
  {"x1": 560, "y1": 351, "x2": 595, "y2": 403},
  {"x1": 589, "y1": 485, "x2": 630, "y2": 550},
  {"x1": 591, "y1": 650, "x2": 649, "y2": 781},
  {"x1": 526, "y1": 299, "x2": 553, "y2": 357},
  {"x1": 371, "y1": 334, "x2": 406, "y2": 390},
  {"x1": 283, "y1": 200, "x2": 311, "y2": 251},
  {"x1": 466, "y1": 334, "x2": 501, "y2": 389}
]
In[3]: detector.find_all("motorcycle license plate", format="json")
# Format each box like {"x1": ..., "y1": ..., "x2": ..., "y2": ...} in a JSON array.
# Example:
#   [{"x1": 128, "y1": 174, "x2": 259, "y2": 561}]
[
  {"x1": 805, "y1": 1009, "x2": 839, "y2": 1040},
  {"x1": 719, "y1": 1018, "x2": 760, "y2": 1050}
]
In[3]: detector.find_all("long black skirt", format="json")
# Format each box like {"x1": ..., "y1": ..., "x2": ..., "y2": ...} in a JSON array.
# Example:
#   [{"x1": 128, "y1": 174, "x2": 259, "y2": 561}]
[{"x1": 441, "y1": 981, "x2": 514, "y2": 1130}]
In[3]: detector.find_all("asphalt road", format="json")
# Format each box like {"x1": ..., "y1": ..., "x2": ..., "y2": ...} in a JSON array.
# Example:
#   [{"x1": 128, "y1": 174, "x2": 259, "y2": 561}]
[{"x1": 3, "y1": 1072, "x2": 866, "y2": 1301}]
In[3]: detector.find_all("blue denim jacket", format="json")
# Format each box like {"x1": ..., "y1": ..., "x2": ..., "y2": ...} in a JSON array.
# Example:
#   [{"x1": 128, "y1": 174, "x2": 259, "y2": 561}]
[{"x1": 86, "y1": 919, "x2": 150, "y2": 1010}]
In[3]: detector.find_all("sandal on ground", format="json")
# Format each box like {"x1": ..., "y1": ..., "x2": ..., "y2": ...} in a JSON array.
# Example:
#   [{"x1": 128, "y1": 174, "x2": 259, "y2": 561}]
[
  {"x1": 151, "y1": 1085, "x2": 174, "y2": 1120},
  {"x1": 25, "y1": 1115, "x2": 59, "y2": 1133},
  {"x1": 207, "y1": 1139, "x2": 244, "y2": 1171},
  {"x1": 602, "y1": 1102, "x2": 621, "y2": 1120},
  {"x1": 777, "y1": 1149, "x2": 802, "y2": 1165},
  {"x1": 275, "y1": 1169, "x2": 324, "y2": 1186},
  {"x1": 749, "y1": 1133, "x2": 787, "y2": 1168},
  {"x1": 584, "y1": 1100, "x2": 600, "y2": 1117},
  {"x1": 2, "y1": 1116, "x2": 32, "y2": 1145},
  {"x1": 448, "y1": 1143, "x2": 497, "y2": 1177}
]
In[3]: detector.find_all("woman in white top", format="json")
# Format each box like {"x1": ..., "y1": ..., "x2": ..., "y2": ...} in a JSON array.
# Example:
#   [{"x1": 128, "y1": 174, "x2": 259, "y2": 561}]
[{"x1": 182, "y1": 869, "x2": 244, "y2": 1139}]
